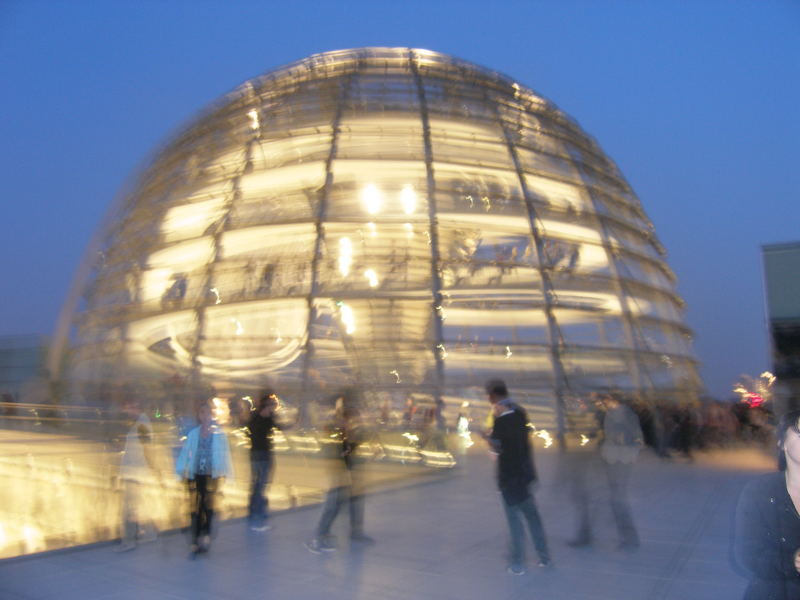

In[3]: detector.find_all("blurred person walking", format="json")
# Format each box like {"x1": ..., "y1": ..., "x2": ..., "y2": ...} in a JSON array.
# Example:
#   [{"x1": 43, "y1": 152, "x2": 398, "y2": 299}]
[
  {"x1": 246, "y1": 390, "x2": 282, "y2": 531},
  {"x1": 115, "y1": 398, "x2": 160, "y2": 552},
  {"x1": 483, "y1": 378, "x2": 550, "y2": 575},
  {"x1": 306, "y1": 389, "x2": 373, "y2": 553},
  {"x1": 734, "y1": 409, "x2": 800, "y2": 599},
  {"x1": 175, "y1": 399, "x2": 234, "y2": 557},
  {"x1": 598, "y1": 392, "x2": 643, "y2": 550},
  {"x1": 561, "y1": 396, "x2": 603, "y2": 549}
]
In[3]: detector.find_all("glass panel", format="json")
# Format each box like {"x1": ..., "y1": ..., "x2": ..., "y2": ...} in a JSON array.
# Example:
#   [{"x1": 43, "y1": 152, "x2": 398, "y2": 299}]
[
  {"x1": 433, "y1": 162, "x2": 526, "y2": 218},
  {"x1": 524, "y1": 173, "x2": 592, "y2": 213},
  {"x1": 251, "y1": 127, "x2": 332, "y2": 170},
  {"x1": 124, "y1": 309, "x2": 199, "y2": 374},
  {"x1": 442, "y1": 344, "x2": 554, "y2": 392},
  {"x1": 316, "y1": 222, "x2": 432, "y2": 293},
  {"x1": 518, "y1": 148, "x2": 582, "y2": 184},
  {"x1": 562, "y1": 347, "x2": 636, "y2": 390},
  {"x1": 442, "y1": 299, "x2": 549, "y2": 347},
  {"x1": 326, "y1": 160, "x2": 428, "y2": 220},
  {"x1": 234, "y1": 161, "x2": 325, "y2": 224},
  {"x1": 195, "y1": 300, "x2": 308, "y2": 381},
  {"x1": 625, "y1": 287, "x2": 682, "y2": 324},
  {"x1": 437, "y1": 217, "x2": 540, "y2": 289},
  {"x1": 429, "y1": 116, "x2": 510, "y2": 170},
  {"x1": 606, "y1": 222, "x2": 662, "y2": 261},
  {"x1": 421, "y1": 78, "x2": 497, "y2": 123},
  {"x1": 306, "y1": 298, "x2": 435, "y2": 388}
]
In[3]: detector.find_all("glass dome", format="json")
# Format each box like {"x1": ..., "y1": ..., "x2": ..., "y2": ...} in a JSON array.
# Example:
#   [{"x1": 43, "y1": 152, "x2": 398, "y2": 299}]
[{"x1": 54, "y1": 47, "x2": 701, "y2": 433}]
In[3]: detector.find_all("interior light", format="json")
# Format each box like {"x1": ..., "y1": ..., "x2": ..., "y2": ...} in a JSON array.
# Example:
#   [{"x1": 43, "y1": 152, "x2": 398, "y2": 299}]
[
  {"x1": 362, "y1": 184, "x2": 382, "y2": 214},
  {"x1": 340, "y1": 303, "x2": 356, "y2": 334},
  {"x1": 364, "y1": 269, "x2": 379, "y2": 288},
  {"x1": 247, "y1": 109, "x2": 260, "y2": 131},
  {"x1": 400, "y1": 184, "x2": 416, "y2": 214}
]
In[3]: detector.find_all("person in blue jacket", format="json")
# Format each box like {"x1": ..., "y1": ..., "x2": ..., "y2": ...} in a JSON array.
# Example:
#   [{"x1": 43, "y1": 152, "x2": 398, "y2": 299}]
[{"x1": 175, "y1": 399, "x2": 234, "y2": 556}]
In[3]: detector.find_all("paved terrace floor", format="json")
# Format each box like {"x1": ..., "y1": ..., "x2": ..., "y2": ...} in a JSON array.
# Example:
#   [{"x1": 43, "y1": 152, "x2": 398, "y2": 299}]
[{"x1": 0, "y1": 444, "x2": 773, "y2": 600}]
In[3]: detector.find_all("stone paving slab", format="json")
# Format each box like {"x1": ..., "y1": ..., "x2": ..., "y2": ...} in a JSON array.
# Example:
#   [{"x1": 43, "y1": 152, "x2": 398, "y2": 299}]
[{"x1": 0, "y1": 445, "x2": 773, "y2": 600}]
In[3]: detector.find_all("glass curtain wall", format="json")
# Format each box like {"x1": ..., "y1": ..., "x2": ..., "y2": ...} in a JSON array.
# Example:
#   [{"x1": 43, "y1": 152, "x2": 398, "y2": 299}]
[{"x1": 56, "y1": 48, "x2": 701, "y2": 433}]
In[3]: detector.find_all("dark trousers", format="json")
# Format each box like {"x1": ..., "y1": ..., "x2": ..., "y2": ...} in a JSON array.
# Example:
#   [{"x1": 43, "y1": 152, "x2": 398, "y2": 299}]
[
  {"x1": 502, "y1": 494, "x2": 550, "y2": 566},
  {"x1": 248, "y1": 451, "x2": 273, "y2": 523},
  {"x1": 316, "y1": 486, "x2": 364, "y2": 539},
  {"x1": 188, "y1": 475, "x2": 217, "y2": 544}
]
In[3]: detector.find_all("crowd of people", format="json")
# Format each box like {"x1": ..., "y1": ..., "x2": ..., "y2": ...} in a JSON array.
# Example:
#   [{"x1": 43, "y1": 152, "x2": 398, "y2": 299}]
[
  {"x1": 110, "y1": 381, "x2": 653, "y2": 574},
  {"x1": 628, "y1": 397, "x2": 775, "y2": 460},
  {"x1": 24, "y1": 376, "x2": 794, "y2": 595}
]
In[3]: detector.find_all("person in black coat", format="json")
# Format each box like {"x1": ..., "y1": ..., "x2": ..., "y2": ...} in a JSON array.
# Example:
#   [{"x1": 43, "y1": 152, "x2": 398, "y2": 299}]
[
  {"x1": 246, "y1": 390, "x2": 281, "y2": 531},
  {"x1": 734, "y1": 409, "x2": 800, "y2": 599},
  {"x1": 484, "y1": 378, "x2": 551, "y2": 575}
]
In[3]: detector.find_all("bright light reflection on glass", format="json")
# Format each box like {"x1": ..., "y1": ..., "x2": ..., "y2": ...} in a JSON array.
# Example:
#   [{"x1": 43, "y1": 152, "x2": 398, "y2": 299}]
[
  {"x1": 362, "y1": 184, "x2": 382, "y2": 214},
  {"x1": 400, "y1": 184, "x2": 416, "y2": 214},
  {"x1": 364, "y1": 268, "x2": 379, "y2": 288},
  {"x1": 535, "y1": 429, "x2": 554, "y2": 448},
  {"x1": 231, "y1": 318, "x2": 243, "y2": 335},
  {"x1": 340, "y1": 303, "x2": 356, "y2": 334},
  {"x1": 247, "y1": 109, "x2": 260, "y2": 131}
]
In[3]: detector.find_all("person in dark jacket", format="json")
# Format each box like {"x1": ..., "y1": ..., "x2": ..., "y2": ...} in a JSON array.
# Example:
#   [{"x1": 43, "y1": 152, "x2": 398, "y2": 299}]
[
  {"x1": 484, "y1": 378, "x2": 550, "y2": 575},
  {"x1": 734, "y1": 409, "x2": 800, "y2": 599},
  {"x1": 246, "y1": 390, "x2": 282, "y2": 531}
]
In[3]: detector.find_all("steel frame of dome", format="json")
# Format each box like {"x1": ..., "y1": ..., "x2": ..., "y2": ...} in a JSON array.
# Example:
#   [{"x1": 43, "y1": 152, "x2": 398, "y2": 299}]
[{"x1": 52, "y1": 47, "x2": 701, "y2": 437}]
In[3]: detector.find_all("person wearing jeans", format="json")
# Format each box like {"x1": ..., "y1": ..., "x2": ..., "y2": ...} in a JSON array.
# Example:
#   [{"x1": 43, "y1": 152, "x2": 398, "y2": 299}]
[
  {"x1": 306, "y1": 390, "x2": 373, "y2": 553},
  {"x1": 246, "y1": 390, "x2": 282, "y2": 531},
  {"x1": 314, "y1": 485, "x2": 366, "y2": 544},
  {"x1": 484, "y1": 378, "x2": 551, "y2": 575}
]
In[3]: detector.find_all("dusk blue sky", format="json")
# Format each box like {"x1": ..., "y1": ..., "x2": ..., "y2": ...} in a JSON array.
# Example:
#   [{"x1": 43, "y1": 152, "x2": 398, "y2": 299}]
[{"x1": 1, "y1": 1, "x2": 797, "y2": 399}]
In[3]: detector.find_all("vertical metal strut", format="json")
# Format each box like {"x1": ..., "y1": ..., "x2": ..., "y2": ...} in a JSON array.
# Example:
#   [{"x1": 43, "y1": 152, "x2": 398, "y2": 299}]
[
  {"x1": 567, "y1": 157, "x2": 651, "y2": 400},
  {"x1": 299, "y1": 71, "x2": 355, "y2": 396},
  {"x1": 189, "y1": 87, "x2": 261, "y2": 394},
  {"x1": 493, "y1": 96, "x2": 570, "y2": 450},
  {"x1": 409, "y1": 50, "x2": 447, "y2": 427}
]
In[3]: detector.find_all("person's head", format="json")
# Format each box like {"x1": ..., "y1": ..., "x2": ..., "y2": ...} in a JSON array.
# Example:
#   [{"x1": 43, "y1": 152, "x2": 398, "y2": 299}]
[
  {"x1": 596, "y1": 391, "x2": 621, "y2": 410},
  {"x1": 257, "y1": 389, "x2": 279, "y2": 414},
  {"x1": 485, "y1": 379, "x2": 508, "y2": 404},
  {"x1": 197, "y1": 399, "x2": 214, "y2": 427},
  {"x1": 776, "y1": 409, "x2": 800, "y2": 471}
]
